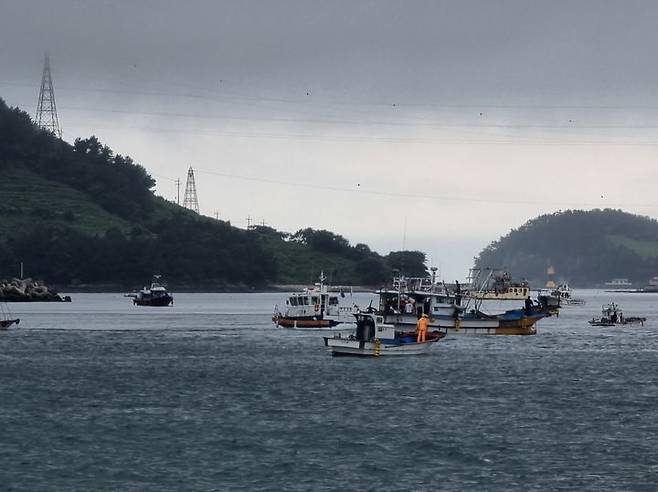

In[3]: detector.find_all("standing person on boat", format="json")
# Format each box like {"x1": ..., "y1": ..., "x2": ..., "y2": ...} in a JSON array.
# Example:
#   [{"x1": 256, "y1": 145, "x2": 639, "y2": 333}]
[
  {"x1": 455, "y1": 280, "x2": 462, "y2": 306},
  {"x1": 524, "y1": 296, "x2": 533, "y2": 315},
  {"x1": 416, "y1": 313, "x2": 429, "y2": 343}
]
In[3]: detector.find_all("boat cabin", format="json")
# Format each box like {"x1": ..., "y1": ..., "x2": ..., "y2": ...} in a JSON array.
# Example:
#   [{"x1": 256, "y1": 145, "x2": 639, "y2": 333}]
[
  {"x1": 355, "y1": 313, "x2": 395, "y2": 341},
  {"x1": 285, "y1": 292, "x2": 342, "y2": 317},
  {"x1": 377, "y1": 276, "x2": 455, "y2": 318}
]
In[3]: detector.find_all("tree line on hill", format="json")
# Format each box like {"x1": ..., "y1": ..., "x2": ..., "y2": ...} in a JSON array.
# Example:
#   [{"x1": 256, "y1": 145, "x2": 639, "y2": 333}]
[
  {"x1": 475, "y1": 209, "x2": 658, "y2": 286},
  {"x1": 0, "y1": 97, "x2": 427, "y2": 289}
]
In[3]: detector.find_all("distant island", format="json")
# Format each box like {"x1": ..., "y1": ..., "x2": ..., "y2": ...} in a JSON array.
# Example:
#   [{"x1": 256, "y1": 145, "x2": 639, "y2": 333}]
[
  {"x1": 475, "y1": 209, "x2": 658, "y2": 287},
  {"x1": 0, "y1": 97, "x2": 427, "y2": 291}
]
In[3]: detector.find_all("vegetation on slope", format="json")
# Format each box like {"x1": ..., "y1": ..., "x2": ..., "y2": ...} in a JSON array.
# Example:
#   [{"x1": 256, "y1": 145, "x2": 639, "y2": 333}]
[
  {"x1": 475, "y1": 209, "x2": 658, "y2": 286},
  {"x1": 0, "y1": 97, "x2": 426, "y2": 289}
]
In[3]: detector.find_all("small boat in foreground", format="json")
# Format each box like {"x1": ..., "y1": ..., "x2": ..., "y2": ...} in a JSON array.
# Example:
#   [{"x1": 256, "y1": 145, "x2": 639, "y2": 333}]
[
  {"x1": 132, "y1": 275, "x2": 173, "y2": 307},
  {"x1": 324, "y1": 312, "x2": 445, "y2": 356},
  {"x1": 589, "y1": 302, "x2": 646, "y2": 326},
  {"x1": 273, "y1": 273, "x2": 356, "y2": 330}
]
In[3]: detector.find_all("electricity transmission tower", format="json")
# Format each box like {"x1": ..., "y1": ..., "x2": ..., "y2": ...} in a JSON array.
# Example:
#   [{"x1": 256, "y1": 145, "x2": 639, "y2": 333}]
[
  {"x1": 183, "y1": 166, "x2": 200, "y2": 214},
  {"x1": 35, "y1": 54, "x2": 62, "y2": 138}
]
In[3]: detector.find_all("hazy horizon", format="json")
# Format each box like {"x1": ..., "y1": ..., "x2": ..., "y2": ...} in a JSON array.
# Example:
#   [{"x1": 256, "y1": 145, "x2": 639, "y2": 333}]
[{"x1": 3, "y1": 0, "x2": 658, "y2": 280}]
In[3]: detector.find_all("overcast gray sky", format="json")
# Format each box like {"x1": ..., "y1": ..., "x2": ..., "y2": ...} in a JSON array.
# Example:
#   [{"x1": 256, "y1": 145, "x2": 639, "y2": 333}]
[{"x1": 2, "y1": 0, "x2": 658, "y2": 280}]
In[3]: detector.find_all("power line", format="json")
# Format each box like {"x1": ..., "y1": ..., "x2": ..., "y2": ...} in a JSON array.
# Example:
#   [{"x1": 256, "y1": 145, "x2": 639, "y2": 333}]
[
  {"x1": 193, "y1": 167, "x2": 658, "y2": 209},
  {"x1": 49, "y1": 104, "x2": 658, "y2": 131},
  {"x1": 8, "y1": 78, "x2": 658, "y2": 112},
  {"x1": 61, "y1": 121, "x2": 658, "y2": 147}
]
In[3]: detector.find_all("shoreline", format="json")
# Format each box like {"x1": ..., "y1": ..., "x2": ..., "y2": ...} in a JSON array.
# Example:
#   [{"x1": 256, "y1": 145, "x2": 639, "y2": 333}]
[{"x1": 46, "y1": 284, "x2": 377, "y2": 294}]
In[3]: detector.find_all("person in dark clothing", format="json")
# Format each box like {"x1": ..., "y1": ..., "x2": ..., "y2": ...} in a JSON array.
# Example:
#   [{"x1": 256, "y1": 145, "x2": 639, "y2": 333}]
[
  {"x1": 455, "y1": 280, "x2": 462, "y2": 306},
  {"x1": 524, "y1": 296, "x2": 533, "y2": 315}
]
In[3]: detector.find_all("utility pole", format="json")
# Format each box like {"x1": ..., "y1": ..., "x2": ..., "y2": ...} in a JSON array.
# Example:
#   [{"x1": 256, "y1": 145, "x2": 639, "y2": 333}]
[
  {"x1": 175, "y1": 179, "x2": 181, "y2": 205},
  {"x1": 182, "y1": 167, "x2": 199, "y2": 214},
  {"x1": 214, "y1": 211, "x2": 220, "y2": 220},
  {"x1": 35, "y1": 54, "x2": 62, "y2": 138},
  {"x1": 246, "y1": 215, "x2": 252, "y2": 229}
]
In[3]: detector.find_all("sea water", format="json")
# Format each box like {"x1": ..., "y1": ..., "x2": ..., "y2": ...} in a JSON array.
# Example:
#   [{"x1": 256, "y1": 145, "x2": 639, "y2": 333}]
[{"x1": 0, "y1": 291, "x2": 657, "y2": 491}]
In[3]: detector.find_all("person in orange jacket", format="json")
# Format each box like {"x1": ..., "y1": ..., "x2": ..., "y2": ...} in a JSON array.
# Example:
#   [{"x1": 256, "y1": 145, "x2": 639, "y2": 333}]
[{"x1": 416, "y1": 313, "x2": 429, "y2": 343}]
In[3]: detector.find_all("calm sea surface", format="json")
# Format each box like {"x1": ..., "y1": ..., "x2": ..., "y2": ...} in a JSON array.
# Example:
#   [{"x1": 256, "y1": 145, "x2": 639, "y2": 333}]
[{"x1": 1, "y1": 291, "x2": 657, "y2": 491}]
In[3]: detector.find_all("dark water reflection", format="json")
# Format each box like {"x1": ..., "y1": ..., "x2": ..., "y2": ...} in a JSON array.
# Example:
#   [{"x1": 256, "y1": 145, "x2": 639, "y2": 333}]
[{"x1": 1, "y1": 291, "x2": 657, "y2": 490}]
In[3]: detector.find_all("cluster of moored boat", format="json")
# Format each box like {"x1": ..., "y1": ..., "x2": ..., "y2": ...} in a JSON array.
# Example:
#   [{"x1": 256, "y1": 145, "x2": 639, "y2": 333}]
[
  {"x1": 0, "y1": 272, "x2": 649, "y2": 342},
  {"x1": 271, "y1": 271, "x2": 650, "y2": 357},
  {"x1": 272, "y1": 271, "x2": 551, "y2": 356}
]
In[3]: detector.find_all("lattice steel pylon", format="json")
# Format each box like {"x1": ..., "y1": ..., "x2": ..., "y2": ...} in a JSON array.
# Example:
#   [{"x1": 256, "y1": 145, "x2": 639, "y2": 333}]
[
  {"x1": 183, "y1": 166, "x2": 200, "y2": 214},
  {"x1": 35, "y1": 54, "x2": 62, "y2": 138}
]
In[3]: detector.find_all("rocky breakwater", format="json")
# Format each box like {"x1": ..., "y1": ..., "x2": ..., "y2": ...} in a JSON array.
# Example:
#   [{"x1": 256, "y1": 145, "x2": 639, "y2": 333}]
[{"x1": 0, "y1": 278, "x2": 71, "y2": 302}]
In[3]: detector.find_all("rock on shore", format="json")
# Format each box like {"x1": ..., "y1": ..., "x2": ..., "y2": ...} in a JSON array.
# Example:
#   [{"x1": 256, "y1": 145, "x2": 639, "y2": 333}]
[{"x1": 0, "y1": 278, "x2": 71, "y2": 302}]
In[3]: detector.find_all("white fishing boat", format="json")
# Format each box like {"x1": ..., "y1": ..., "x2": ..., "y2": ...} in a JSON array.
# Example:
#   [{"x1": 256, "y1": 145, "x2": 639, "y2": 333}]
[
  {"x1": 323, "y1": 311, "x2": 444, "y2": 356},
  {"x1": 272, "y1": 273, "x2": 356, "y2": 330},
  {"x1": 376, "y1": 271, "x2": 548, "y2": 335},
  {"x1": 553, "y1": 283, "x2": 586, "y2": 305}
]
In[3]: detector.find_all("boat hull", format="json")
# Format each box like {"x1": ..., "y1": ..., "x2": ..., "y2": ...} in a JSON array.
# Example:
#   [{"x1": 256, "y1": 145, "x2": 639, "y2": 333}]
[
  {"x1": 381, "y1": 313, "x2": 540, "y2": 335},
  {"x1": 133, "y1": 295, "x2": 173, "y2": 307},
  {"x1": 273, "y1": 315, "x2": 352, "y2": 330},
  {"x1": 324, "y1": 337, "x2": 439, "y2": 356},
  {"x1": 589, "y1": 318, "x2": 646, "y2": 327}
]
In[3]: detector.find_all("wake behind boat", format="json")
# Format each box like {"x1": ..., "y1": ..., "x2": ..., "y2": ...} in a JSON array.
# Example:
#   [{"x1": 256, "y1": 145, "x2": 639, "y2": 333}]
[{"x1": 272, "y1": 273, "x2": 357, "y2": 329}]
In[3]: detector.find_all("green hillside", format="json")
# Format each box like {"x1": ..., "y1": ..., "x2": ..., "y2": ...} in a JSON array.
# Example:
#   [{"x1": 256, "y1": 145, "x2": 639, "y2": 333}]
[
  {"x1": 0, "y1": 166, "x2": 131, "y2": 235},
  {"x1": 475, "y1": 209, "x2": 658, "y2": 287},
  {"x1": 0, "y1": 97, "x2": 426, "y2": 289}
]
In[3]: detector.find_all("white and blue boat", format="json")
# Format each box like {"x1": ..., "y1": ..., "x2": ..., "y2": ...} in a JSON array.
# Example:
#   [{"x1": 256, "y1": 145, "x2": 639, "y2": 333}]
[{"x1": 323, "y1": 311, "x2": 445, "y2": 356}]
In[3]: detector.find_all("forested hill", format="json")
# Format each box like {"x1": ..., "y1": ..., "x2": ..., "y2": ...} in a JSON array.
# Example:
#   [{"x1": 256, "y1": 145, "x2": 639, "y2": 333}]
[
  {"x1": 0, "y1": 98, "x2": 426, "y2": 290},
  {"x1": 475, "y1": 209, "x2": 658, "y2": 287}
]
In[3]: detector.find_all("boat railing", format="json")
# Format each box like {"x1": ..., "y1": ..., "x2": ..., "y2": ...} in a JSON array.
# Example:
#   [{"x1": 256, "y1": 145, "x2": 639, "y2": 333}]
[{"x1": 392, "y1": 276, "x2": 444, "y2": 294}]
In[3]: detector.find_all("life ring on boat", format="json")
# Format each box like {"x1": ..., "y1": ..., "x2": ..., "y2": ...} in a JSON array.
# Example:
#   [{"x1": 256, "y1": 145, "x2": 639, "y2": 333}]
[{"x1": 314, "y1": 304, "x2": 320, "y2": 312}]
